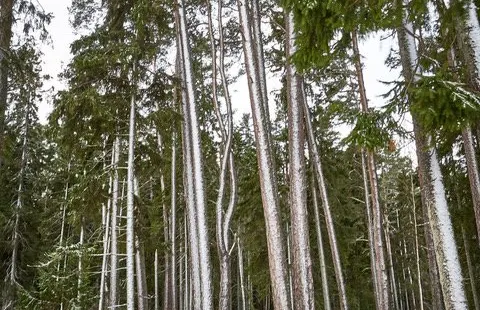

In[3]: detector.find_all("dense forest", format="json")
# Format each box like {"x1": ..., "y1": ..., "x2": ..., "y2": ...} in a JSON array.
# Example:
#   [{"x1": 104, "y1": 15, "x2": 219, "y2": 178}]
[{"x1": 1, "y1": 0, "x2": 480, "y2": 309}]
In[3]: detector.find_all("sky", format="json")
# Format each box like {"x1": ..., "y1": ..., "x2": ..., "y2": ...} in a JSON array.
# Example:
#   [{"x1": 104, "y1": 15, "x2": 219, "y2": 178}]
[{"x1": 37, "y1": 0, "x2": 403, "y2": 137}]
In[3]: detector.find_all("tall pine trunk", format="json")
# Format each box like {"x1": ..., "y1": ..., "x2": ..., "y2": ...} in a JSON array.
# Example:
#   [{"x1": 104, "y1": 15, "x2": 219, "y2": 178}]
[
  {"x1": 176, "y1": 0, "x2": 213, "y2": 307},
  {"x1": 126, "y1": 87, "x2": 137, "y2": 310},
  {"x1": 397, "y1": 3, "x2": 467, "y2": 308},
  {"x1": 237, "y1": 0, "x2": 291, "y2": 308},
  {"x1": 285, "y1": 12, "x2": 315, "y2": 309},
  {"x1": 351, "y1": 30, "x2": 389, "y2": 310}
]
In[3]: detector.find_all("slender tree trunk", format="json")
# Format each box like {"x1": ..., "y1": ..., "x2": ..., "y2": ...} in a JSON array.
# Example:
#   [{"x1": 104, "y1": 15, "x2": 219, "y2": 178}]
[
  {"x1": 458, "y1": 0, "x2": 480, "y2": 246},
  {"x1": 176, "y1": 0, "x2": 213, "y2": 306},
  {"x1": 0, "y1": 0, "x2": 14, "y2": 168},
  {"x1": 310, "y1": 174, "x2": 331, "y2": 310},
  {"x1": 352, "y1": 30, "x2": 390, "y2": 310},
  {"x1": 237, "y1": 0, "x2": 291, "y2": 308},
  {"x1": 110, "y1": 136, "x2": 120, "y2": 308},
  {"x1": 285, "y1": 12, "x2": 315, "y2": 309},
  {"x1": 170, "y1": 131, "x2": 178, "y2": 310},
  {"x1": 303, "y1": 83, "x2": 348, "y2": 310},
  {"x1": 411, "y1": 176, "x2": 424, "y2": 310},
  {"x1": 207, "y1": 0, "x2": 238, "y2": 308},
  {"x1": 397, "y1": 4, "x2": 467, "y2": 308},
  {"x1": 126, "y1": 87, "x2": 137, "y2": 310},
  {"x1": 77, "y1": 218, "x2": 85, "y2": 307},
  {"x1": 155, "y1": 249, "x2": 159, "y2": 310},
  {"x1": 238, "y1": 237, "x2": 247, "y2": 310},
  {"x1": 461, "y1": 226, "x2": 480, "y2": 310}
]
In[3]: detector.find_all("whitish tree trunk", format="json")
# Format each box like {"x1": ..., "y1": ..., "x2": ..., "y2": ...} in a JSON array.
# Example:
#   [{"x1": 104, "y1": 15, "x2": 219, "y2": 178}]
[
  {"x1": 411, "y1": 175, "x2": 425, "y2": 310},
  {"x1": 360, "y1": 150, "x2": 381, "y2": 308},
  {"x1": 77, "y1": 219, "x2": 85, "y2": 306},
  {"x1": 99, "y1": 191, "x2": 111, "y2": 310},
  {"x1": 0, "y1": 0, "x2": 14, "y2": 168},
  {"x1": 135, "y1": 235, "x2": 148, "y2": 310},
  {"x1": 155, "y1": 249, "x2": 159, "y2": 310},
  {"x1": 460, "y1": 0, "x2": 480, "y2": 247},
  {"x1": 170, "y1": 131, "x2": 178, "y2": 310},
  {"x1": 237, "y1": 0, "x2": 291, "y2": 308},
  {"x1": 126, "y1": 88, "x2": 137, "y2": 310},
  {"x1": 398, "y1": 4, "x2": 467, "y2": 308},
  {"x1": 207, "y1": 1, "x2": 238, "y2": 308},
  {"x1": 175, "y1": 1, "x2": 213, "y2": 308},
  {"x1": 461, "y1": 226, "x2": 480, "y2": 310},
  {"x1": 384, "y1": 219, "x2": 399, "y2": 310},
  {"x1": 238, "y1": 237, "x2": 247, "y2": 310},
  {"x1": 352, "y1": 30, "x2": 390, "y2": 310},
  {"x1": 109, "y1": 136, "x2": 120, "y2": 308},
  {"x1": 310, "y1": 175, "x2": 331, "y2": 310},
  {"x1": 303, "y1": 82, "x2": 348, "y2": 310},
  {"x1": 285, "y1": 12, "x2": 315, "y2": 309}
]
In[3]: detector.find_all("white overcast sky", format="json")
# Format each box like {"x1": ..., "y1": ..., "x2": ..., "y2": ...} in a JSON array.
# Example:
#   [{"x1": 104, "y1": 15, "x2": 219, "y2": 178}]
[{"x1": 38, "y1": 0, "x2": 400, "y2": 130}]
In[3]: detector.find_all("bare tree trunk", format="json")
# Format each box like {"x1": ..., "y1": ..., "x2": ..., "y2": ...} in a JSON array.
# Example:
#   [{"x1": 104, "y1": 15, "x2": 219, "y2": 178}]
[
  {"x1": 175, "y1": 0, "x2": 213, "y2": 306},
  {"x1": 170, "y1": 131, "x2": 178, "y2": 310},
  {"x1": 303, "y1": 81, "x2": 348, "y2": 310},
  {"x1": 237, "y1": 0, "x2": 291, "y2": 308},
  {"x1": 310, "y1": 174, "x2": 331, "y2": 310},
  {"x1": 411, "y1": 176, "x2": 424, "y2": 310},
  {"x1": 285, "y1": 12, "x2": 315, "y2": 309},
  {"x1": 397, "y1": 4, "x2": 467, "y2": 308},
  {"x1": 461, "y1": 226, "x2": 480, "y2": 310},
  {"x1": 109, "y1": 136, "x2": 120, "y2": 308},
  {"x1": 207, "y1": 1, "x2": 238, "y2": 308},
  {"x1": 238, "y1": 237, "x2": 247, "y2": 310},
  {"x1": 126, "y1": 88, "x2": 137, "y2": 310},
  {"x1": 352, "y1": 30, "x2": 389, "y2": 310},
  {"x1": 0, "y1": 0, "x2": 14, "y2": 168},
  {"x1": 155, "y1": 249, "x2": 159, "y2": 310},
  {"x1": 77, "y1": 218, "x2": 85, "y2": 307}
]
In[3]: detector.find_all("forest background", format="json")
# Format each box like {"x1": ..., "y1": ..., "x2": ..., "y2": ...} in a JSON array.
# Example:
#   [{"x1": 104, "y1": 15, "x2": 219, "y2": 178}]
[{"x1": 0, "y1": 0, "x2": 479, "y2": 309}]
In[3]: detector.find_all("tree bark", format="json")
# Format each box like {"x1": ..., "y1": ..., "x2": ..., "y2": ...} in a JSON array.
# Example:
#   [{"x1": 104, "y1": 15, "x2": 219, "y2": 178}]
[
  {"x1": 285, "y1": 12, "x2": 315, "y2": 310},
  {"x1": 397, "y1": 4, "x2": 467, "y2": 308},
  {"x1": 352, "y1": 30, "x2": 389, "y2": 310},
  {"x1": 303, "y1": 82, "x2": 348, "y2": 310},
  {"x1": 237, "y1": 0, "x2": 291, "y2": 308},
  {"x1": 175, "y1": 0, "x2": 213, "y2": 307},
  {"x1": 126, "y1": 88, "x2": 137, "y2": 310}
]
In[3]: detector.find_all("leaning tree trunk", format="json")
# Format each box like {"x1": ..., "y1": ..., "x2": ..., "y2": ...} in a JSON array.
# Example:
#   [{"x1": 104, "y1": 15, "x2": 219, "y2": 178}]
[
  {"x1": 397, "y1": 3, "x2": 467, "y2": 309},
  {"x1": 237, "y1": 0, "x2": 291, "y2": 308},
  {"x1": 285, "y1": 12, "x2": 315, "y2": 309},
  {"x1": 303, "y1": 77, "x2": 348, "y2": 310},
  {"x1": 175, "y1": 0, "x2": 213, "y2": 308},
  {"x1": 351, "y1": 30, "x2": 389, "y2": 310},
  {"x1": 0, "y1": 0, "x2": 14, "y2": 168}
]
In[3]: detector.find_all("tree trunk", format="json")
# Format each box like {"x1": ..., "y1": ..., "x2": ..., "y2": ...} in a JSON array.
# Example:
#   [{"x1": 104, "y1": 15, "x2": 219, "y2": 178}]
[
  {"x1": 411, "y1": 176, "x2": 425, "y2": 310},
  {"x1": 175, "y1": 0, "x2": 213, "y2": 307},
  {"x1": 303, "y1": 81, "x2": 348, "y2": 310},
  {"x1": 461, "y1": 226, "x2": 480, "y2": 310},
  {"x1": 352, "y1": 29, "x2": 389, "y2": 309},
  {"x1": 397, "y1": 4, "x2": 467, "y2": 308},
  {"x1": 109, "y1": 136, "x2": 120, "y2": 308},
  {"x1": 237, "y1": 0, "x2": 291, "y2": 308},
  {"x1": 310, "y1": 174, "x2": 331, "y2": 310},
  {"x1": 126, "y1": 88, "x2": 137, "y2": 310},
  {"x1": 285, "y1": 12, "x2": 315, "y2": 309}
]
